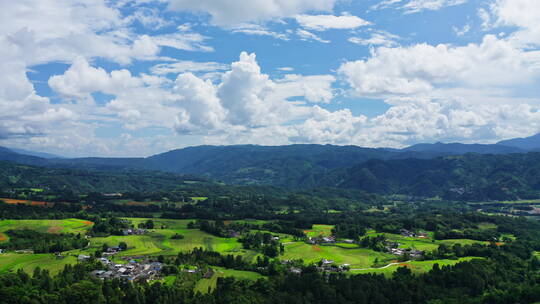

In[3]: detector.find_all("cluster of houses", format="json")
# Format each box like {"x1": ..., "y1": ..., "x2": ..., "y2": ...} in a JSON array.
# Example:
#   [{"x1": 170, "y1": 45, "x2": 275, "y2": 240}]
[
  {"x1": 307, "y1": 235, "x2": 336, "y2": 244},
  {"x1": 90, "y1": 257, "x2": 163, "y2": 282},
  {"x1": 399, "y1": 229, "x2": 428, "y2": 238},
  {"x1": 386, "y1": 247, "x2": 424, "y2": 258},
  {"x1": 318, "y1": 258, "x2": 350, "y2": 273},
  {"x1": 384, "y1": 240, "x2": 424, "y2": 258},
  {"x1": 182, "y1": 267, "x2": 215, "y2": 279},
  {"x1": 122, "y1": 228, "x2": 147, "y2": 236}
]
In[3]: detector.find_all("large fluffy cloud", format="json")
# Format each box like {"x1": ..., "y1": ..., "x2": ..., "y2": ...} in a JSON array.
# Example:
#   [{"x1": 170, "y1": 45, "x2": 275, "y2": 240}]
[{"x1": 339, "y1": 35, "x2": 540, "y2": 97}]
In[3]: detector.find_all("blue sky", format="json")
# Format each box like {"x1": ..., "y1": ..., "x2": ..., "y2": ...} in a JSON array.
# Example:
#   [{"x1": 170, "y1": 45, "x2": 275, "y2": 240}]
[{"x1": 1, "y1": 0, "x2": 540, "y2": 157}]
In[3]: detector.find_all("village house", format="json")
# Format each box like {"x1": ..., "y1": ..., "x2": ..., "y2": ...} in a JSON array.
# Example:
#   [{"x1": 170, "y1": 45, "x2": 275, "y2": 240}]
[
  {"x1": 290, "y1": 267, "x2": 302, "y2": 274},
  {"x1": 122, "y1": 228, "x2": 147, "y2": 236},
  {"x1": 91, "y1": 259, "x2": 164, "y2": 282}
]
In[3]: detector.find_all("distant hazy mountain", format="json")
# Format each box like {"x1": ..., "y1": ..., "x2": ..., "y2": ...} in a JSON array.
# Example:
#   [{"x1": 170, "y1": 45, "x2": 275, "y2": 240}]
[
  {"x1": 0, "y1": 146, "x2": 50, "y2": 167},
  {"x1": 9, "y1": 147, "x2": 64, "y2": 159},
  {"x1": 497, "y1": 133, "x2": 540, "y2": 151},
  {"x1": 403, "y1": 142, "x2": 524, "y2": 154}
]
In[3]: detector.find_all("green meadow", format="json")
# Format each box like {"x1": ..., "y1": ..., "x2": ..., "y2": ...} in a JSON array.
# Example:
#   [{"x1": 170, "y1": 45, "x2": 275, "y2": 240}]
[
  {"x1": 0, "y1": 253, "x2": 78, "y2": 274},
  {"x1": 303, "y1": 224, "x2": 334, "y2": 238},
  {"x1": 194, "y1": 267, "x2": 264, "y2": 294},
  {"x1": 0, "y1": 218, "x2": 93, "y2": 235},
  {"x1": 349, "y1": 257, "x2": 482, "y2": 276},
  {"x1": 365, "y1": 231, "x2": 488, "y2": 252},
  {"x1": 282, "y1": 242, "x2": 395, "y2": 268}
]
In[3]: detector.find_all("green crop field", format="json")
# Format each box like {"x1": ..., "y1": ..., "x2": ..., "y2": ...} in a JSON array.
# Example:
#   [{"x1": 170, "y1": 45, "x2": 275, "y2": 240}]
[
  {"x1": 194, "y1": 267, "x2": 264, "y2": 293},
  {"x1": 82, "y1": 218, "x2": 257, "y2": 260},
  {"x1": 304, "y1": 224, "x2": 334, "y2": 238},
  {"x1": 365, "y1": 231, "x2": 488, "y2": 252},
  {"x1": 0, "y1": 253, "x2": 78, "y2": 274},
  {"x1": 282, "y1": 242, "x2": 395, "y2": 268},
  {"x1": 349, "y1": 257, "x2": 482, "y2": 276},
  {"x1": 0, "y1": 218, "x2": 93, "y2": 239}
]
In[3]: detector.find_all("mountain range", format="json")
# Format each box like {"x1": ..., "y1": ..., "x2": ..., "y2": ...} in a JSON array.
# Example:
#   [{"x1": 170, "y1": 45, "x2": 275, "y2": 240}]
[{"x1": 1, "y1": 132, "x2": 540, "y2": 193}]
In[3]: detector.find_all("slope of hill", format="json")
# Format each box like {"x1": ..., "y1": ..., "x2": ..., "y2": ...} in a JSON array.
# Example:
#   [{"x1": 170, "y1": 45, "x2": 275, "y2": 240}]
[
  {"x1": 0, "y1": 161, "x2": 209, "y2": 194},
  {"x1": 320, "y1": 153, "x2": 540, "y2": 201},
  {"x1": 8, "y1": 147, "x2": 64, "y2": 159},
  {"x1": 0, "y1": 139, "x2": 536, "y2": 190},
  {"x1": 404, "y1": 142, "x2": 524, "y2": 154},
  {"x1": 497, "y1": 133, "x2": 540, "y2": 150}
]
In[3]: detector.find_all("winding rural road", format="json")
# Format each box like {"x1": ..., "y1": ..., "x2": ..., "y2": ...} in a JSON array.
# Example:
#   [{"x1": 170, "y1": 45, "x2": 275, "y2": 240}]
[{"x1": 350, "y1": 261, "x2": 411, "y2": 271}]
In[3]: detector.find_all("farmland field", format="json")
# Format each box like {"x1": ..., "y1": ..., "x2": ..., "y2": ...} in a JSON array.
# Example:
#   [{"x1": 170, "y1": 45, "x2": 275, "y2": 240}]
[
  {"x1": 365, "y1": 231, "x2": 488, "y2": 252},
  {"x1": 282, "y1": 242, "x2": 395, "y2": 268},
  {"x1": 0, "y1": 218, "x2": 487, "y2": 278},
  {"x1": 0, "y1": 253, "x2": 78, "y2": 274},
  {"x1": 349, "y1": 257, "x2": 482, "y2": 276},
  {"x1": 194, "y1": 267, "x2": 264, "y2": 293},
  {"x1": 0, "y1": 198, "x2": 54, "y2": 207},
  {"x1": 0, "y1": 218, "x2": 93, "y2": 238},
  {"x1": 303, "y1": 224, "x2": 334, "y2": 238}
]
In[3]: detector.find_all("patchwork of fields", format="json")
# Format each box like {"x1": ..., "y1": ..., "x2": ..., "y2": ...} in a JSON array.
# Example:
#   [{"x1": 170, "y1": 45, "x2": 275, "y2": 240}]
[{"x1": 0, "y1": 218, "x2": 487, "y2": 278}]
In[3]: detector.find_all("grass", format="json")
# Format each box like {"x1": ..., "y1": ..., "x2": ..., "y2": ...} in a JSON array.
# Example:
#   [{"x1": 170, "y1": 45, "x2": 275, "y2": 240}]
[
  {"x1": 194, "y1": 267, "x2": 263, "y2": 293},
  {"x1": 469, "y1": 199, "x2": 540, "y2": 205},
  {"x1": 349, "y1": 257, "x2": 482, "y2": 276},
  {"x1": 304, "y1": 224, "x2": 334, "y2": 238},
  {"x1": 190, "y1": 197, "x2": 208, "y2": 202},
  {"x1": 477, "y1": 222, "x2": 497, "y2": 230},
  {"x1": 282, "y1": 242, "x2": 394, "y2": 268},
  {"x1": 85, "y1": 218, "x2": 256, "y2": 259},
  {"x1": 365, "y1": 231, "x2": 487, "y2": 252},
  {"x1": 0, "y1": 253, "x2": 77, "y2": 274},
  {"x1": 0, "y1": 219, "x2": 93, "y2": 240}
]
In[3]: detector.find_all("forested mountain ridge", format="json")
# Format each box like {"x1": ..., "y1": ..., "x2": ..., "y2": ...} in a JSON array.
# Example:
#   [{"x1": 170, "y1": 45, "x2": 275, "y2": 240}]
[
  {"x1": 0, "y1": 142, "x2": 532, "y2": 188},
  {"x1": 320, "y1": 153, "x2": 540, "y2": 201},
  {"x1": 3, "y1": 152, "x2": 540, "y2": 201}
]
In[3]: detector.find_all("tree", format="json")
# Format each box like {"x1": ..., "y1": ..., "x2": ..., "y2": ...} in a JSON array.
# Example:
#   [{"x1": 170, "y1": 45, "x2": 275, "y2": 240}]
[{"x1": 119, "y1": 242, "x2": 127, "y2": 251}]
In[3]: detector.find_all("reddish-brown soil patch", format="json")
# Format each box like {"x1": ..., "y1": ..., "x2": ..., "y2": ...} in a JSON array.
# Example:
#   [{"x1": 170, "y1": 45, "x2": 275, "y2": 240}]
[
  {"x1": 82, "y1": 220, "x2": 93, "y2": 226},
  {"x1": 0, "y1": 233, "x2": 7, "y2": 242},
  {"x1": 1, "y1": 198, "x2": 54, "y2": 207},
  {"x1": 311, "y1": 245, "x2": 321, "y2": 252},
  {"x1": 399, "y1": 263, "x2": 411, "y2": 268},
  {"x1": 495, "y1": 242, "x2": 504, "y2": 246},
  {"x1": 47, "y1": 226, "x2": 62, "y2": 234}
]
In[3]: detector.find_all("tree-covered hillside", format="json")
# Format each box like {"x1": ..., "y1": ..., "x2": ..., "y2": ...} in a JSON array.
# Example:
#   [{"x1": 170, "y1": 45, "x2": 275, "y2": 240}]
[{"x1": 321, "y1": 153, "x2": 540, "y2": 201}]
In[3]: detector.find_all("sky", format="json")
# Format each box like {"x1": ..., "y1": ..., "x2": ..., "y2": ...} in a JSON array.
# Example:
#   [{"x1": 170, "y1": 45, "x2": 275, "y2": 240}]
[{"x1": 1, "y1": 0, "x2": 540, "y2": 157}]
